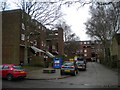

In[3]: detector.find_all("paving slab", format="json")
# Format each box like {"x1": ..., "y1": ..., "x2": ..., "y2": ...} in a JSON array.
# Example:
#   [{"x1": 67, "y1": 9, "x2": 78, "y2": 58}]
[{"x1": 26, "y1": 68, "x2": 70, "y2": 80}]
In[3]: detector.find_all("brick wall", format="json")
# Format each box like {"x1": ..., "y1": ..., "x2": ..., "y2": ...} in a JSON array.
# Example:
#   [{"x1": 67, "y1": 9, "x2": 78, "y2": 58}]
[{"x1": 2, "y1": 10, "x2": 21, "y2": 64}]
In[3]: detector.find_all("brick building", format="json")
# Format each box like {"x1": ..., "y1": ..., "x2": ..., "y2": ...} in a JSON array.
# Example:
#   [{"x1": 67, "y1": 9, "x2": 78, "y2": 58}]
[
  {"x1": 78, "y1": 41, "x2": 97, "y2": 61},
  {"x1": 2, "y1": 9, "x2": 46, "y2": 64},
  {"x1": 110, "y1": 34, "x2": 120, "y2": 63},
  {"x1": 2, "y1": 9, "x2": 64, "y2": 65},
  {"x1": 46, "y1": 27, "x2": 64, "y2": 57},
  {"x1": 2, "y1": 9, "x2": 22, "y2": 64}
]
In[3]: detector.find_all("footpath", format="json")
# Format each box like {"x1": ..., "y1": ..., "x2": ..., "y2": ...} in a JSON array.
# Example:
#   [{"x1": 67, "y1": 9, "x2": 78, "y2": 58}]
[{"x1": 26, "y1": 67, "x2": 70, "y2": 80}]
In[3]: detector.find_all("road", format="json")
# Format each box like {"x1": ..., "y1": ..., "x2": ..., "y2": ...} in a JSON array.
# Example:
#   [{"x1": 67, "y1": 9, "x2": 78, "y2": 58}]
[{"x1": 2, "y1": 62, "x2": 119, "y2": 88}]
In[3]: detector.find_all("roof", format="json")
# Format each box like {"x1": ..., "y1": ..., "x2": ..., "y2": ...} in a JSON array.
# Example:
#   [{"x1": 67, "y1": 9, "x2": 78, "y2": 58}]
[{"x1": 31, "y1": 46, "x2": 45, "y2": 53}]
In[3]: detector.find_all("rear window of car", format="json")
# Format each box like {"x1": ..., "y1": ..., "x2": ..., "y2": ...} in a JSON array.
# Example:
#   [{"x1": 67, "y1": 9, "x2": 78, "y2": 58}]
[
  {"x1": 77, "y1": 61, "x2": 84, "y2": 64},
  {"x1": 63, "y1": 62, "x2": 74, "y2": 66},
  {"x1": 12, "y1": 65, "x2": 24, "y2": 69}
]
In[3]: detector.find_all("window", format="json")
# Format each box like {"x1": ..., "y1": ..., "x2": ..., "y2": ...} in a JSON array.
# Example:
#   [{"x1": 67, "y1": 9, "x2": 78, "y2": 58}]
[
  {"x1": 80, "y1": 54, "x2": 84, "y2": 56},
  {"x1": 84, "y1": 54, "x2": 87, "y2": 56},
  {"x1": 84, "y1": 50, "x2": 87, "y2": 52},
  {"x1": 38, "y1": 26, "x2": 41, "y2": 29},
  {"x1": 52, "y1": 45, "x2": 55, "y2": 49},
  {"x1": 80, "y1": 50, "x2": 83, "y2": 52},
  {"x1": 27, "y1": 36, "x2": 29, "y2": 39},
  {"x1": 87, "y1": 42, "x2": 90, "y2": 44},
  {"x1": 22, "y1": 23, "x2": 25, "y2": 30},
  {"x1": 91, "y1": 41, "x2": 95, "y2": 45},
  {"x1": 30, "y1": 41, "x2": 33, "y2": 44},
  {"x1": 84, "y1": 42, "x2": 86, "y2": 44},
  {"x1": 3, "y1": 65, "x2": 9, "y2": 69},
  {"x1": 41, "y1": 41, "x2": 44, "y2": 46},
  {"x1": 91, "y1": 47, "x2": 95, "y2": 49},
  {"x1": 22, "y1": 13, "x2": 24, "y2": 19},
  {"x1": 83, "y1": 46, "x2": 86, "y2": 48},
  {"x1": 34, "y1": 40, "x2": 37, "y2": 46},
  {"x1": 87, "y1": 46, "x2": 91, "y2": 48},
  {"x1": 55, "y1": 33, "x2": 58, "y2": 35},
  {"x1": 12, "y1": 65, "x2": 24, "y2": 69},
  {"x1": 55, "y1": 60, "x2": 60, "y2": 63},
  {"x1": 21, "y1": 34, "x2": 25, "y2": 41}
]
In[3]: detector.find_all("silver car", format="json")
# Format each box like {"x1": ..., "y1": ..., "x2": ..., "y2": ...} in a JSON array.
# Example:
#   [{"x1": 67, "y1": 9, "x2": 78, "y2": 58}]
[{"x1": 60, "y1": 61, "x2": 79, "y2": 76}]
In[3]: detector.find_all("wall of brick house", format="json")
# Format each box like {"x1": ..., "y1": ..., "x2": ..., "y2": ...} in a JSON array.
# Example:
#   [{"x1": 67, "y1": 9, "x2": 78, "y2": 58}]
[
  {"x1": 29, "y1": 55, "x2": 44, "y2": 66},
  {"x1": 38, "y1": 26, "x2": 46, "y2": 50},
  {"x1": 19, "y1": 46, "x2": 24, "y2": 62},
  {"x1": 58, "y1": 28, "x2": 64, "y2": 56},
  {"x1": 79, "y1": 41, "x2": 92, "y2": 59},
  {"x1": 118, "y1": 45, "x2": 120, "y2": 60},
  {"x1": 111, "y1": 37, "x2": 120, "y2": 61},
  {"x1": 2, "y1": 10, "x2": 21, "y2": 64},
  {"x1": 111, "y1": 38, "x2": 118, "y2": 56}
]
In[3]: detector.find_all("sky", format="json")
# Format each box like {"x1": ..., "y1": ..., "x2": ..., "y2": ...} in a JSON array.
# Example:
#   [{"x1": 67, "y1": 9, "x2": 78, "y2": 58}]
[
  {"x1": 6, "y1": 0, "x2": 91, "y2": 41},
  {"x1": 61, "y1": 3, "x2": 91, "y2": 40}
]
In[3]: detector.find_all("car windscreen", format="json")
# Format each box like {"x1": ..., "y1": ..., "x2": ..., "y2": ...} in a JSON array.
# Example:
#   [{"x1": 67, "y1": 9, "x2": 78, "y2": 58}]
[
  {"x1": 63, "y1": 62, "x2": 74, "y2": 66},
  {"x1": 12, "y1": 65, "x2": 24, "y2": 69}
]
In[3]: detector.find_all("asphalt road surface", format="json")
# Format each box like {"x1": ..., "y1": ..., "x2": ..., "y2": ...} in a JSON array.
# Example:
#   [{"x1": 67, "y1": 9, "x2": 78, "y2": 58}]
[{"x1": 2, "y1": 62, "x2": 119, "y2": 88}]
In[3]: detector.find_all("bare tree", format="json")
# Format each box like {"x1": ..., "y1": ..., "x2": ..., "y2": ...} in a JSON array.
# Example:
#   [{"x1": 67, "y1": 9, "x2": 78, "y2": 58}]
[
  {"x1": 15, "y1": 0, "x2": 63, "y2": 27},
  {"x1": 13, "y1": 0, "x2": 64, "y2": 65},
  {"x1": 64, "y1": 41, "x2": 80, "y2": 58},
  {"x1": 56, "y1": 21, "x2": 80, "y2": 42},
  {"x1": 0, "y1": 0, "x2": 9, "y2": 11},
  {"x1": 85, "y1": 2, "x2": 120, "y2": 65}
]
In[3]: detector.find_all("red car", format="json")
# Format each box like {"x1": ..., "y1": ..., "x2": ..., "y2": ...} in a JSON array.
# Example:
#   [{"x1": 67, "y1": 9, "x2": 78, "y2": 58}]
[{"x1": 0, "y1": 64, "x2": 27, "y2": 80}]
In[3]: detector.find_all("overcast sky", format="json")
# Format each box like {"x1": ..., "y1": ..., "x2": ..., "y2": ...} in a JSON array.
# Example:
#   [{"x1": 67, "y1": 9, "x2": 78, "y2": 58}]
[{"x1": 61, "y1": 3, "x2": 91, "y2": 40}]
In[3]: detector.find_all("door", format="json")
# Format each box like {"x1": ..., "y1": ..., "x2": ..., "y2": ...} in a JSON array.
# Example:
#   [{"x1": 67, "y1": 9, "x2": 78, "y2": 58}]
[{"x1": 2, "y1": 65, "x2": 10, "y2": 77}]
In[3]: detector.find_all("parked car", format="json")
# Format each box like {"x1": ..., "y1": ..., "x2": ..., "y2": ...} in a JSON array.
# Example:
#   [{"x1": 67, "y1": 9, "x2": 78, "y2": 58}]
[
  {"x1": 0, "y1": 64, "x2": 27, "y2": 80},
  {"x1": 76, "y1": 60, "x2": 86, "y2": 71},
  {"x1": 60, "y1": 61, "x2": 78, "y2": 76},
  {"x1": 91, "y1": 57, "x2": 96, "y2": 62}
]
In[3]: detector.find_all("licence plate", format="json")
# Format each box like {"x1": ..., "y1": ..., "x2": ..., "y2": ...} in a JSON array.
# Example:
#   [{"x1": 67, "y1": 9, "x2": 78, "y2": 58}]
[
  {"x1": 65, "y1": 70, "x2": 70, "y2": 72},
  {"x1": 20, "y1": 71, "x2": 25, "y2": 73},
  {"x1": 78, "y1": 66, "x2": 82, "y2": 68}
]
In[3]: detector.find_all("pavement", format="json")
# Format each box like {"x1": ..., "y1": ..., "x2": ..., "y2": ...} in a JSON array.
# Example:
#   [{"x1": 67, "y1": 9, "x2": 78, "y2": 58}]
[{"x1": 26, "y1": 67, "x2": 70, "y2": 80}]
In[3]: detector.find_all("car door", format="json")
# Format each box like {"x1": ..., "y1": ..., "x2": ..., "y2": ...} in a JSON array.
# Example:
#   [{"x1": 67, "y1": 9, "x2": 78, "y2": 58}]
[{"x1": 2, "y1": 65, "x2": 10, "y2": 77}]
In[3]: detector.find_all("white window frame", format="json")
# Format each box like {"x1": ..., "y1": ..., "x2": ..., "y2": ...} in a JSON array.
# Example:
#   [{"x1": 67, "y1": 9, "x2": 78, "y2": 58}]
[
  {"x1": 84, "y1": 42, "x2": 86, "y2": 44},
  {"x1": 87, "y1": 42, "x2": 90, "y2": 44},
  {"x1": 41, "y1": 41, "x2": 44, "y2": 46},
  {"x1": 84, "y1": 54, "x2": 87, "y2": 56},
  {"x1": 21, "y1": 34, "x2": 25, "y2": 41},
  {"x1": 84, "y1": 49, "x2": 87, "y2": 52},
  {"x1": 22, "y1": 23, "x2": 25, "y2": 30},
  {"x1": 34, "y1": 40, "x2": 37, "y2": 46}
]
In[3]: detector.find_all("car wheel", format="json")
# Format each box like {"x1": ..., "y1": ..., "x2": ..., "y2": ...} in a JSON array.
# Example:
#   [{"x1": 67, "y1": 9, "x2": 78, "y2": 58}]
[
  {"x1": 7, "y1": 74, "x2": 13, "y2": 81},
  {"x1": 72, "y1": 71, "x2": 77, "y2": 76}
]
